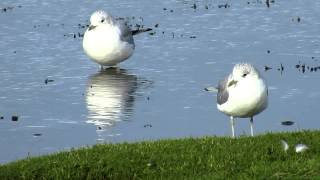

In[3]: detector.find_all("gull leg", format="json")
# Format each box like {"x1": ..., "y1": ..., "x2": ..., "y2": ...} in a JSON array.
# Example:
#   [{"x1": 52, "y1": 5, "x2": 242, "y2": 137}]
[
  {"x1": 115, "y1": 65, "x2": 120, "y2": 73},
  {"x1": 109, "y1": 65, "x2": 120, "y2": 72},
  {"x1": 250, "y1": 117, "x2": 254, "y2": 137},
  {"x1": 230, "y1": 116, "x2": 235, "y2": 138}
]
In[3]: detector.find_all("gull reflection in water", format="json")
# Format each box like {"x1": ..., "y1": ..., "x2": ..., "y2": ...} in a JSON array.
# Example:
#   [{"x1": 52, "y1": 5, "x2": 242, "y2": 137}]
[{"x1": 85, "y1": 68, "x2": 144, "y2": 141}]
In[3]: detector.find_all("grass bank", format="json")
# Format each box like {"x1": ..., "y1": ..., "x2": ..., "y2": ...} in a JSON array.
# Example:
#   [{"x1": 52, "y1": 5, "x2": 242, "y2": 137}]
[{"x1": 1, "y1": 131, "x2": 320, "y2": 179}]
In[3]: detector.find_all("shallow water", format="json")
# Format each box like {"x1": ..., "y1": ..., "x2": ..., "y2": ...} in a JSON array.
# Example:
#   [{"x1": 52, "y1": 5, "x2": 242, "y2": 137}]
[{"x1": 0, "y1": 0, "x2": 320, "y2": 163}]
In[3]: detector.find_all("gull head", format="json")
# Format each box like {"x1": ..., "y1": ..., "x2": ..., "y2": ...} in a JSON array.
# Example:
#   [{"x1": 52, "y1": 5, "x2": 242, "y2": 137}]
[
  {"x1": 88, "y1": 10, "x2": 114, "y2": 31},
  {"x1": 228, "y1": 63, "x2": 260, "y2": 87}
]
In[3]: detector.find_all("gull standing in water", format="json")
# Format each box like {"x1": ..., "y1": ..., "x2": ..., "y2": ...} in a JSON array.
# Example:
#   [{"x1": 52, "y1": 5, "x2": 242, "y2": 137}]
[
  {"x1": 207, "y1": 63, "x2": 268, "y2": 138},
  {"x1": 83, "y1": 10, "x2": 151, "y2": 68}
]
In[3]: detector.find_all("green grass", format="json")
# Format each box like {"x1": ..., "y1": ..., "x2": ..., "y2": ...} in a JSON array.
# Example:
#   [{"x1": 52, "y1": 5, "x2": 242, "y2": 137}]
[{"x1": 1, "y1": 131, "x2": 320, "y2": 179}]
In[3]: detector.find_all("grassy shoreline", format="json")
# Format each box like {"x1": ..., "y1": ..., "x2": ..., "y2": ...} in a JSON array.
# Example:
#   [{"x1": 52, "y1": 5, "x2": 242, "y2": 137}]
[{"x1": 1, "y1": 131, "x2": 320, "y2": 179}]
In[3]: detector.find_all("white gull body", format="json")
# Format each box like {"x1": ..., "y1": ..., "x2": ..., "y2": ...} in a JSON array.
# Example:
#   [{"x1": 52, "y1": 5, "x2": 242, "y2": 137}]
[
  {"x1": 216, "y1": 63, "x2": 268, "y2": 137},
  {"x1": 83, "y1": 10, "x2": 135, "y2": 67}
]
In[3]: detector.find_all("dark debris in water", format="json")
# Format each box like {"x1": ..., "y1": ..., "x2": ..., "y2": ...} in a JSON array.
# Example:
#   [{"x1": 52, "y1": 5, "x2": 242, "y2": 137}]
[
  {"x1": 33, "y1": 133, "x2": 42, "y2": 137},
  {"x1": 156, "y1": 30, "x2": 199, "y2": 40},
  {"x1": 310, "y1": 67, "x2": 318, "y2": 72},
  {"x1": 64, "y1": 32, "x2": 84, "y2": 39},
  {"x1": 163, "y1": 7, "x2": 174, "y2": 12},
  {"x1": 69, "y1": 33, "x2": 82, "y2": 38},
  {"x1": 277, "y1": 63, "x2": 284, "y2": 74},
  {"x1": 281, "y1": 121, "x2": 295, "y2": 126},
  {"x1": 295, "y1": 61, "x2": 320, "y2": 73},
  {"x1": 266, "y1": 0, "x2": 270, "y2": 8},
  {"x1": 266, "y1": 60, "x2": 320, "y2": 74},
  {"x1": 218, "y1": 3, "x2": 230, "y2": 8},
  {"x1": 263, "y1": 59, "x2": 320, "y2": 74},
  {"x1": 144, "y1": 124, "x2": 152, "y2": 128},
  {"x1": 78, "y1": 23, "x2": 89, "y2": 29},
  {"x1": 11, "y1": 116, "x2": 18, "y2": 122},
  {"x1": 292, "y1": 16, "x2": 302, "y2": 23},
  {"x1": 301, "y1": 64, "x2": 306, "y2": 73},
  {"x1": 264, "y1": 65, "x2": 272, "y2": 71},
  {"x1": 192, "y1": 3, "x2": 197, "y2": 10},
  {"x1": 1, "y1": 5, "x2": 21, "y2": 13},
  {"x1": 45, "y1": 78, "x2": 54, "y2": 84},
  {"x1": 246, "y1": 0, "x2": 274, "y2": 7},
  {"x1": 33, "y1": 23, "x2": 69, "y2": 29}
]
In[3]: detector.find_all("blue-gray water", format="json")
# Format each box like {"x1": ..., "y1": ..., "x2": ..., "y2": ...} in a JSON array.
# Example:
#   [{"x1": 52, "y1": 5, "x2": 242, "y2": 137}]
[{"x1": 0, "y1": 0, "x2": 319, "y2": 163}]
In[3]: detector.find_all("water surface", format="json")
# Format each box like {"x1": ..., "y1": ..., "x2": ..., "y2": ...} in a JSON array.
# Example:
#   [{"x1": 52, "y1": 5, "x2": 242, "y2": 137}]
[{"x1": 0, "y1": 0, "x2": 320, "y2": 163}]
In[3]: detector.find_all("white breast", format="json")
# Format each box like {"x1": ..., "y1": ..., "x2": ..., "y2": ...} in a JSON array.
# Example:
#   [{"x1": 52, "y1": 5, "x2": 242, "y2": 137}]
[
  {"x1": 217, "y1": 77, "x2": 268, "y2": 118},
  {"x1": 83, "y1": 25, "x2": 134, "y2": 66}
]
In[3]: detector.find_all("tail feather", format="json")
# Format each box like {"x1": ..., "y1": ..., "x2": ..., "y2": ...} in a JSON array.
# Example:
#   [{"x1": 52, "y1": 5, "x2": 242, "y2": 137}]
[
  {"x1": 131, "y1": 28, "x2": 152, "y2": 35},
  {"x1": 204, "y1": 87, "x2": 218, "y2": 93}
]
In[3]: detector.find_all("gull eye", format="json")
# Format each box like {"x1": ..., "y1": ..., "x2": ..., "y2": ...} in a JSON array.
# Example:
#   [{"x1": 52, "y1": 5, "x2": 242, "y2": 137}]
[
  {"x1": 101, "y1": 19, "x2": 105, "y2": 23},
  {"x1": 242, "y1": 73, "x2": 247, "y2": 77}
]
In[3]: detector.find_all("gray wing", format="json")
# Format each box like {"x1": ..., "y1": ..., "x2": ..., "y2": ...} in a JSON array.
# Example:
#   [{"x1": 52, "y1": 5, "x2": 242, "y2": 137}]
[
  {"x1": 116, "y1": 20, "x2": 134, "y2": 45},
  {"x1": 217, "y1": 76, "x2": 229, "y2": 105}
]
